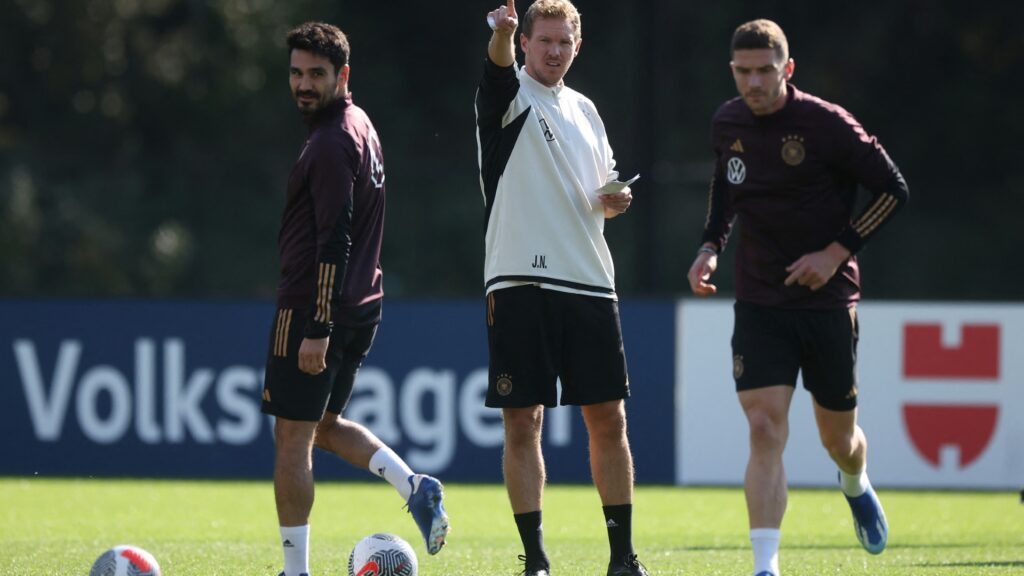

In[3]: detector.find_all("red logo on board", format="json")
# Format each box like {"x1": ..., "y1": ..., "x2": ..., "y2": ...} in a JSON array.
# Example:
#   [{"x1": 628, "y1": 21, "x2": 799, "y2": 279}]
[{"x1": 902, "y1": 323, "x2": 999, "y2": 470}]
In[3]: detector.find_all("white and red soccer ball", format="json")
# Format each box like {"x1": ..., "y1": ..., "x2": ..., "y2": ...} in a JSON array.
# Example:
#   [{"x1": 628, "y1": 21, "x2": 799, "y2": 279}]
[
  {"x1": 89, "y1": 545, "x2": 161, "y2": 576},
  {"x1": 348, "y1": 533, "x2": 418, "y2": 576}
]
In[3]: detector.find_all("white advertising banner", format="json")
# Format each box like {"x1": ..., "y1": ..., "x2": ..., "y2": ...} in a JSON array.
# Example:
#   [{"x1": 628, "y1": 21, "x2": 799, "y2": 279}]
[{"x1": 676, "y1": 300, "x2": 1023, "y2": 489}]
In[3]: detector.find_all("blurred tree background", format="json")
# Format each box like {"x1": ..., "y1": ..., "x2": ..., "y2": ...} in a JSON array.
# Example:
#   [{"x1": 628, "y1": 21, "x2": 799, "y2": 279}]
[{"x1": 0, "y1": 0, "x2": 1020, "y2": 300}]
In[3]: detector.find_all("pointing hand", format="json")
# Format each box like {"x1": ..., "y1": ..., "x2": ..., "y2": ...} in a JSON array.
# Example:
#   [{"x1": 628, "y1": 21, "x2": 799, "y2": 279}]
[{"x1": 487, "y1": 0, "x2": 518, "y2": 35}]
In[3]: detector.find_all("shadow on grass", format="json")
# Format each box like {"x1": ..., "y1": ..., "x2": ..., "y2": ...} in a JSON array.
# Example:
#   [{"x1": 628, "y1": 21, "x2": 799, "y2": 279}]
[
  {"x1": 676, "y1": 543, "x2": 981, "y2": 552},
  {"x1": 911, "y1": 561, "x2": 1024, "y2": 568}
]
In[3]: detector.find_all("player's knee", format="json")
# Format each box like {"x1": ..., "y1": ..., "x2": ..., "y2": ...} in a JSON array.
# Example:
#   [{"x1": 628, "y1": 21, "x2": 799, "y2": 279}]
[
  {"x1": 275, "y1": 419, "x2": 314, "y2": 445},
  {"x1": 312, "y1": 428, "x2": 331, "y2": 451},
  {"x1": 747, "y1": 410, "x2": 787, "y2": 449},
  {"x1": 502, "y1": 407, "x2": 543, "y2": 445},
  {"x1": 274, "y1": 433, "x2": 314, "y2": 470},
  {"x1": 504, "y1": 426, "x2": 541, "y2": 449},
  {"x1": 313, "y1": 415, "x2": 339, "y2": 441},
  {"x1": 582, "y1": 402, "x2": 627, "y2": 441}
]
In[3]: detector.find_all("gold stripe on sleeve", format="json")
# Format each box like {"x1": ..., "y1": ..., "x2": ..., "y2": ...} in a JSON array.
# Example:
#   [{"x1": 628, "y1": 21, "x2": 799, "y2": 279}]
[
  {"x1": 855, "y1": 194, "x2": 897, "y2": 237},
  {"x1": 274, "y1": 309, "x2": 285, "y2": 357},
  {"x1": 324, "y1": 263, "x2": 336, "y2": 323},
  {"x1": 852, "y1": 194, "x2": 891, "y2": 233},
  {"x1": 316, "y1": 265, "x2": 324, "y2": 323},
  {"x1": 703, "y1": 175, "x2": 716, "y2": 229},
  {"x1": 858, "y1": 200, "x2": 898, "y2": 237},
  {"x1": 854, "y1": 194, "x2": 896, "y2": 237},
  {"x1": 280, "y1": 309, "x2": 292, "y2": 355},
  {"x1": 274, "y1": 308, "x2": 293, "y2": 357},
  {"x1": 314, "y1": 263, "x2": 326, "y2": 323},
  {"x1": 312, "y1": 263, "x2": 338, "y2": 326}
]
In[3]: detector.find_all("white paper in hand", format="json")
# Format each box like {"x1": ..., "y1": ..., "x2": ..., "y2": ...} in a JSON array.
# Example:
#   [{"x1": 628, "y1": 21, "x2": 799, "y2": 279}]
[
  {"x1": 487, "y1": 15, "x2": 497, "y2": 30},
  {"x1": 597, "y1": 174, "x2": 640, "y2": 195}
]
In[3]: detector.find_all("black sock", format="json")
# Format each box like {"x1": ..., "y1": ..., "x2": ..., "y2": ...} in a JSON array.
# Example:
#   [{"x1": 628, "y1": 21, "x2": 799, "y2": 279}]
[
  {"x1": 514, "y1": 511, "x2": 549, "y2": 568},
  {"x1": 603, "y1": 503, "x2": 635, "y2": 563}
]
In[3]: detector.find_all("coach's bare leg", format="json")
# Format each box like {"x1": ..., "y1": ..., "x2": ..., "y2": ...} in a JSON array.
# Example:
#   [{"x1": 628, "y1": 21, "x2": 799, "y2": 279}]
[
  {"x1": 503, "y1": 406, "x2": 545, "y2": 512},
  {"x1": 274, "y1": 417, "x2": 319, "y2": 526},
  {"x1": 739, "y1": 385, "x2": 795, "y2": 529},
  {"x1": 581, "y1": 399, "x2": 633, "y2": 505},
  {"x1": 313, "y1": 411, "x2": 383, "y2": 469},
  {"x1": 814, "y1": 403, "x2": 866, "y2": 474}
]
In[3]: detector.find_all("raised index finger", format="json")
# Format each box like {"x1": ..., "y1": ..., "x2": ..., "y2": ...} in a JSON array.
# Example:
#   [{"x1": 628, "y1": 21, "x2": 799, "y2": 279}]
[{"x1": 507, "y1": 0, "x2": 517, "y2": 18}]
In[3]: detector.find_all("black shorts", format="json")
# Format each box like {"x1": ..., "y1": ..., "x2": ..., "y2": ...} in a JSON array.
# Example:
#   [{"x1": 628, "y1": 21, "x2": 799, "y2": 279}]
[
  {"x1": 731, "y1": 300, "x2": 859, "y2": 411},
  {"x1": 485, "y1": 285, "x2": 630, "y2": 408},
  {"x1": 261, "y1": 307, "x2": 379, "y2": 422}
]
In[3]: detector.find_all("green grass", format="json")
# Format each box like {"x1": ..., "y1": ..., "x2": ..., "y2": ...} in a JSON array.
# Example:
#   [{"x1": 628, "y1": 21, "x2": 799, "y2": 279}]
[{"x1": 1, "y1": 478, "x2": 1021, "y2": 575}]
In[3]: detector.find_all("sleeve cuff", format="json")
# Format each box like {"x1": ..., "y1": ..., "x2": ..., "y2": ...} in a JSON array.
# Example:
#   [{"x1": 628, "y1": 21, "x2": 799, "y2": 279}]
[
  {"x1": 303, "y1": 320, "x2": 332, "y2": 340},
  {"x1": 836, "y1": 227, "x2": 864, "y2": 255},
  {"x1": 700, "y1": 233, "x2": 724, "y2": 254}
]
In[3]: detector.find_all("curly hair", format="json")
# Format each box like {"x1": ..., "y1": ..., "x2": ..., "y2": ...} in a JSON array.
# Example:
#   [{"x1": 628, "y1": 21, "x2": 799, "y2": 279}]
[{"x1": 286, "y1": 22, "x2": 350, "y2": 73}]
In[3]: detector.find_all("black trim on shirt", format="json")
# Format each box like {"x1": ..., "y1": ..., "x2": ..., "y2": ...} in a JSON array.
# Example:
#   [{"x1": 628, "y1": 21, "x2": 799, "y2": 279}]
[
  {"x1": 485, "y1": 275, "x2": 615, "y2": 295},
  {"x1": 476, "y1": 58, "x2": 530, "y2": 229},
  {"x1": 482, "y1": 108, "x2": 530, "y2": 227}
]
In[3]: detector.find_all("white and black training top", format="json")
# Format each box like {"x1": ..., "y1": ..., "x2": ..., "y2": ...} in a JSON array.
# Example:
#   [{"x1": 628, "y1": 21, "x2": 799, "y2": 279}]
[{"x1": 475, "y1": 58, "x2": 620, "y2": 299}]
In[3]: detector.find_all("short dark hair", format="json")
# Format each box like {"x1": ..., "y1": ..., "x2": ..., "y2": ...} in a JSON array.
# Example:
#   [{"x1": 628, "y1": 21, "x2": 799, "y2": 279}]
[
  {"x1": 731, "y1": 19, "x2": 788, "y2": 63},
  {"x1": 287, "y1": 22, "x2": 350, "y2": 73}
]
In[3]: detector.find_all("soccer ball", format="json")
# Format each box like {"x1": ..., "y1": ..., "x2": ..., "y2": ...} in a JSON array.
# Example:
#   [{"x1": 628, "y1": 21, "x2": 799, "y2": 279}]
[
  {"x1": 89, "y1": 545, "x2": 162, "y2": 576},
  {"x1": 348, "y1": 533, "x2": 418, "y2": 576}
]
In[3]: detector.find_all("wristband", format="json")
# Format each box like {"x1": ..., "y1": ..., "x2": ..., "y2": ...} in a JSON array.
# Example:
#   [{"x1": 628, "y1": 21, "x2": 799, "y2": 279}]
[{"x1": 697, "y1": 246, "x2": 717, "y2": 256}]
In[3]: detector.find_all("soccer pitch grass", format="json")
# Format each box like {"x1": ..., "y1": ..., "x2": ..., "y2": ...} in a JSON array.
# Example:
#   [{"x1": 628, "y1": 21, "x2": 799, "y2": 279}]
[{"x1": 1, "y1": 478, "x2": 1021, "y2": 575}]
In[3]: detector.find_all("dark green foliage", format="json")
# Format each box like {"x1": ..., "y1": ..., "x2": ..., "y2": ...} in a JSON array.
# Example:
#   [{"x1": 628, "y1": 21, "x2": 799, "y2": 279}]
[{"x1": 0, "y1": 1, "x2": 1019, "y2": 299}]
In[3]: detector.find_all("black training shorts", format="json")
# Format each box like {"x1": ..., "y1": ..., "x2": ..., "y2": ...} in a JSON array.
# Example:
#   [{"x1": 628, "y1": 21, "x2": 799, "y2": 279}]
[
  {"x1": 485, "y1": 285, "x2": 630, "y2": 408},
  {"x1": 731, "y1": 300, "x2": 859, "y2": 411},
  {"x1": 261, "y1": 306, "x2": 379, "y2": 422}
]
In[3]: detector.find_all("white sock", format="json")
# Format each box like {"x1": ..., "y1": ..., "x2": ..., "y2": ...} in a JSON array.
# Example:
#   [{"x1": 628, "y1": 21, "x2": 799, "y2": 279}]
[
  {"x1": 369, "y1": 446, "x2": 416, "y2": 500},
  {"x1": 839, "y1": 466, "x2": 870, "y2": 497},
  {"x1": 280, "y1": 524, "x2": 309, "y2": 576},
  {"x1": 750, "y1": 528, "x2": 780, "y2": 575}
]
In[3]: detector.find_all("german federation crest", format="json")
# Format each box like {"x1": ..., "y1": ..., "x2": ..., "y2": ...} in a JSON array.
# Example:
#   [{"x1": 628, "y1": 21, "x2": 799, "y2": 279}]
[
  {"x1": 781, "y1": 134, "x2": 806, "y2": 166},
  {"x1": 496, "y1": 373, "x2": 513, "y2": 396}
]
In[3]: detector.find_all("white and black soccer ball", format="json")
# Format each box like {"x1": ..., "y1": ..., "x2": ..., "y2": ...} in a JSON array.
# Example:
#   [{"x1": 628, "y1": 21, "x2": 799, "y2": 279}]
[
  {"x1": 347, "y1": 533, "x2": 418, "y2": 576},
  {"x1": 89, "y1": 545, "x2": 162, "y2": 576}
]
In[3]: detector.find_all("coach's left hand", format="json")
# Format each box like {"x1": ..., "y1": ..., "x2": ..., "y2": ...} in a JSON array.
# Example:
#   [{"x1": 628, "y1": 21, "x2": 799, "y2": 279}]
[
  {"x1": 298, "y1": 337, "x2": 329, "y2": 375},
  {"x1": 601, "y1": 188, "x2": 632, "y2": 218},
  {"x1": 784, "y1": 241, "x2": 851, "y2": 291}
]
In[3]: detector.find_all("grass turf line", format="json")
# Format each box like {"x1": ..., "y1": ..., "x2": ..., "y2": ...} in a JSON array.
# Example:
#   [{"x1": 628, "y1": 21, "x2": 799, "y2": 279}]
[{"x1": 0, "y1": 478, "x2": 1021, "y2": 575}]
